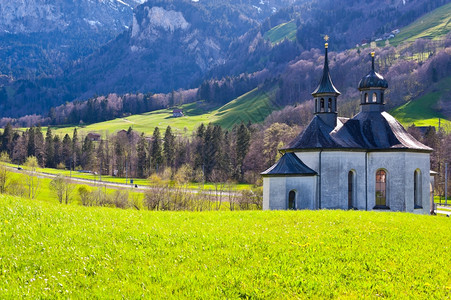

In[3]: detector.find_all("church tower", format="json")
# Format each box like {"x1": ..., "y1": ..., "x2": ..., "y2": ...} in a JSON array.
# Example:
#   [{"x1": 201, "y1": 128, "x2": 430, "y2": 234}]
[
  {"x1": 311, "y1": 37, "x2": 341, "y2": 128},
  {"x1": 358, "y1": 52, "x2": 388, "y2": 112}
]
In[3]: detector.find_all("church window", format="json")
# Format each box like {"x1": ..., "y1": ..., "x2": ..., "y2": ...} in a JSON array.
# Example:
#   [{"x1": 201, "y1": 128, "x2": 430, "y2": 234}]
[
  {"x1": 372, "y1": 92, "x2": 377, "y2": 103},
  {"x1": 414, "y1": 170, "x2": 422, "y2": 208},
  {"x1": 328, "y1": 98, "x2": 332, "y2": 112},
  {"x1": 365, "y1": 93, "x2": 369, "y2": 103},
  {"x1": 380, "y1": 93, "x2": 384, "y2": 104},
  {"x1": 375, "y1": 170, "x2": 388, "y2": 208},
  {"x1": 348, "y1": 171, "x2": 355, "y2": 209},
  {"x1": 288, "y1": 190, "x2": 296, "y2": 210},
  {"x1": 320, "y1": 98, "x2": 325, "y2": 112}
]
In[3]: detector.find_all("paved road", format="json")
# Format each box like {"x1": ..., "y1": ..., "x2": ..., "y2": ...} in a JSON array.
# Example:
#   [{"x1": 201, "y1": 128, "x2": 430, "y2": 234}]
[
  {"x1": 7, "y1": 165, "x2": 240, "y2": 196},
  {"x1": 436, "y1": 206, "x2": 451, "y2": 216}
]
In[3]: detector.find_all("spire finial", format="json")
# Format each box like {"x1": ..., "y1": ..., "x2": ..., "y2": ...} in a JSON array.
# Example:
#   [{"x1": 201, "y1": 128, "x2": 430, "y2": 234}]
[
  {"x1": 371, "y1": 52, "x2": 375, "y2": 71},
  {"x1": 324, "y1": 35, "x2": 329, "y2": 48}
]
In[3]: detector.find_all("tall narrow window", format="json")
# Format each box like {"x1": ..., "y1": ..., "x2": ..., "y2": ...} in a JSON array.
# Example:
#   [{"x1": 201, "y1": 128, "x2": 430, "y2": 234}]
[
  {"x1": 288, "y1": 190, "x2": 296, "y2": 210},
  {"x1": 320, "y1": 98, "x2": 325, "y2": 112},
  {"x1": 328, "y1": 98, "x2": 332, "y2": 112},
  {"x1": 375, "y1": 170, "x2": 387, "y2": 208},
  {"x1": 348, "y1": 171, "x2": 355, "y2": 209},
  {"x1": 414, "y1": 170, "x2": 422, "y2": 208},
  {"x1": 365, "y1": 93, "x2": 369, "y2": 103},
  {"x1": 381, "y1": 93, "x2": 384, "y2": 104},
  {"x1": 372, "y1": 92, "x2": 377, "y2": 103}
]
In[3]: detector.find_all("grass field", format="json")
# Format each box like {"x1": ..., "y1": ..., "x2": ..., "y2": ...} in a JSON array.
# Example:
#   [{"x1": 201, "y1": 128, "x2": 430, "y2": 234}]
[
  {"x1": 51, "y1": 87, "x2": 279, "y2": 137},
  {"x1": 389, "y1": 2, "x2": 451, "y2": 46},
  {"x1": 264, "y1": 20, "x2": 297, "y2": 44},
  {"x1": 0, "y1": 195, "x2": 449, "y2": 298},
  {"x1": 390, "y1": 76, "x2": 451, "y2": 130}
]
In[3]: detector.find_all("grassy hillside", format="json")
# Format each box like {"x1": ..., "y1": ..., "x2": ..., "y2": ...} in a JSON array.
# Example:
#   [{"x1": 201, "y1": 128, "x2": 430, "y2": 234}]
[
  {"x1": 52, "y1": 87, "x2": 278, "y2": 137},
  {"x1": 390, "y1": 2, "x2": 451, "y2": 46},
  {"x1": 0, "y1": 195, "x2": 449, "y2": 298},
  {"x1": 391, "y1": 77, "x2": 451, "y2": 129},
  {"x1": 263, "y1": 20, "x2": 297, "y2": 44}
]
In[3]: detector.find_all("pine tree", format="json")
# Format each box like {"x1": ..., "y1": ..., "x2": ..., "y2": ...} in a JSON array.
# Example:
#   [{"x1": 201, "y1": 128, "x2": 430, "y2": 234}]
[
  {"x1": 53, "y1": 135, "x2": 62, "y2": 167},
  {"x1": 1, "y1": 122, "x2": 13, "y2": 155},
  {"x1": 163, "y1": 126, "x2": 175, "y2": 168},
  {"x1": 72, "y1": 128, "x2": 80, "y2": 168},
  {"x1": 27, "y1": 126, "x2": 35, "y2": 158},
  {"x1": 81, "y1": 136, "x2": 94, "y2": 169},
  {"x1": 35, "y1": 125, "x2": 45, "y2": 167},
  {"x1": 62, "y1": 134, "x2": 72, "y2": 169},
  {"x1": 193, "y1": 123, "x2": 205, "y2": 170},
  {"x1": 150, "y1": 127, "x2": 163, "y2": 173},
  {"x1": 44, "y1": 127, "x2": 54, "y2": 168}
]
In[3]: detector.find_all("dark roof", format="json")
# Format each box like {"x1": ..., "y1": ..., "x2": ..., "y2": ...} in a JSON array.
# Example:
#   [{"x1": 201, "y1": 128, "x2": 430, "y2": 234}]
[
  {"x1": 261, "y1": 152, "x2": 317, "y2": 176},
  {"x1": 358, "y1": 55, "x2": 388, "y2": 90},
  {"x1": 311, "y1": 46, "x2": 341, "y2": 96},
  {"x1": 284, "y1": 111, "x2": 432, "y2": 152},
  {"x1": 284, "y1": 115, "x2": 341, "y2": 149}
]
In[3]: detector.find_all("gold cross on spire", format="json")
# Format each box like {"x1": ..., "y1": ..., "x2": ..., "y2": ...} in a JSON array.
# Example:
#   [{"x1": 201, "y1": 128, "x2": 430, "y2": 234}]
[{"x1": 324, "y1": 35, "x2": 329, "y2": 42}]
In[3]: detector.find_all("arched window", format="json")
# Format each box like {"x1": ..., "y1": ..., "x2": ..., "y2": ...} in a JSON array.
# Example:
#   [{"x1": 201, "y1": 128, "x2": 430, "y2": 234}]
[
  {"x1": 288, "y1": 190, "x2": 296, "y2": 210},
  {"x1": 365, "y1": 93, "x2": 369, "y2": 103},
  {"x1": 375, "y1": 170, "x2": 388, "y2": 208},
  {"x1": 315, "y1": 98, "x2": 318, "y2": 111},
  {"x1": 348, "y1": 171, "x2": 355, "y2": 209},
  {"x1": 372, "y1": 92, "x2": 377, "y2": 103},
  {"x1": 328, "y1": 98, "x2": 332, "y2": 112},
  {"x1": 320, "y1": 98, "x2": 325, "y2": 112},
  {"x1": 380, "y1": 93, "x2": 384, "y2": 104},
  {"x1": 414, "y1": 170, "x2": 422, "y2": 208}
]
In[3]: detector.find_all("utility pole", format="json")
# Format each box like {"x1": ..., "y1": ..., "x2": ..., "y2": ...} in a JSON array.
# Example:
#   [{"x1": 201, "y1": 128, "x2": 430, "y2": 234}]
[{"x1": 445, "y1": 163, "x2": 448, "y2": 205}]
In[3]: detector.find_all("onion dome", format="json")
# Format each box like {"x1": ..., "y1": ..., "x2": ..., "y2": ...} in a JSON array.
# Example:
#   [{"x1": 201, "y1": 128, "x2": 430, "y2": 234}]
[{"x1": 358, "y1": 52, "x2": 388, "y2": 90}]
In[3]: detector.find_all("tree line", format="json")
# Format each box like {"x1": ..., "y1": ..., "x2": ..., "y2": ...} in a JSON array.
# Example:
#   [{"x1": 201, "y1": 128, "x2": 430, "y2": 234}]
[{"x1": 0, "y1": 121, "x2": 299, "y2": 184}]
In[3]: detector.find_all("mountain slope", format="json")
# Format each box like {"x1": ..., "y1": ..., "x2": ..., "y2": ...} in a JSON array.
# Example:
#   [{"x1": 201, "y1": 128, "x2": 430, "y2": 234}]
[
  {"x1": 391, "y1": 77, "x2": 451, "y2": 129},
  {"x1": 389, "y1": 2, "x2": 451, "y2": 46},
  {"x1": 51, "y1": 87, "x2": 278, "y2": 136},
  {"x1": 0, "y1": 0, "x2": 145, "y2": 78}
]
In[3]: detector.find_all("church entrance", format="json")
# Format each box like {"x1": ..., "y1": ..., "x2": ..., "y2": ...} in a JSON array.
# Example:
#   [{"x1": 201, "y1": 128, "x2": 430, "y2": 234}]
[{"x1": 288, "y1": 190, "x2": 296, "y2": 210}]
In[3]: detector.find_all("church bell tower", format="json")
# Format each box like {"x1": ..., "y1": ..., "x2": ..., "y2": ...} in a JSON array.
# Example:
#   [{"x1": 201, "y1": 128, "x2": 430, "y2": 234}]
[
  {"x1": 358, "y1": 52, "x2": 388, "y2": 112},
  {"x1": 311, "y1": 36, "x2": 341, "y2": 128}
]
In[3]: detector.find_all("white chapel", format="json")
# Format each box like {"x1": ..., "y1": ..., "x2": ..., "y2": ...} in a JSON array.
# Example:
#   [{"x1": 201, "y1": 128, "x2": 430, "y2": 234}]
[{"x1": 262, "y1": 42, "x2": 433, "y2": 214}]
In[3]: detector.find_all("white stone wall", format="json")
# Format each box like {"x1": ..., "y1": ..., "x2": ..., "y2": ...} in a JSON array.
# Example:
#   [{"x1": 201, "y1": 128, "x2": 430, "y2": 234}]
[
  {"x1": 265, "y1": 150, "x2": 431, "y2": 214},
  {"x1": 367, "y1": 152, "x2": 430, "y2": 214},
  {"x1": 320, "y1": 151, "x2": 367, "y2": 210},
  {"x1": 263, "y1": 176, "x2": 317, "y2": 210}
]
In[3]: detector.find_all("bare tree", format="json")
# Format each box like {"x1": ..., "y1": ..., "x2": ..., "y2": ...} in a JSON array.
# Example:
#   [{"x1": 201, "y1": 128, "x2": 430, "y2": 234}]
[
  {"x1": 49, "y1": 175, "x2": 75, "y2": 204},
  {"x1": 24, "y1": 156, "x2": 41, "y2": 199}
]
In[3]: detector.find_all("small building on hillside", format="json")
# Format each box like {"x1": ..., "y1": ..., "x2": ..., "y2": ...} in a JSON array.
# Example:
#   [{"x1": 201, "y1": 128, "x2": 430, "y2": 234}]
[
  {"x1": 173, "y1": 109, "x2": 184, "y2": 117},
  {"x1": 87, "y1": 132, "x2": 101, "y2": 142},
  {"x1": 262, "y1": 42, "x2": 433, "y2": 214}
]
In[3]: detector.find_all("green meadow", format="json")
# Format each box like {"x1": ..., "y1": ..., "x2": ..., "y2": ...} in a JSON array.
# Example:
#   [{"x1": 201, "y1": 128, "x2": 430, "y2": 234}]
[
  {"x1": 389, "y1": 2, "x2": 451, "y2": 46},
  {"x1": 0, "y1": 195, "x2": 449, "y2": 298},
  {"x1": 52, "y1": 87, "x2": 278, "y2": 137},
  {"x1": 391, "y1": 77, "x2": 451, "y2": 130},
  {"x1": 264, "y1": 20, "x2": 297, "y2": 44}
]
